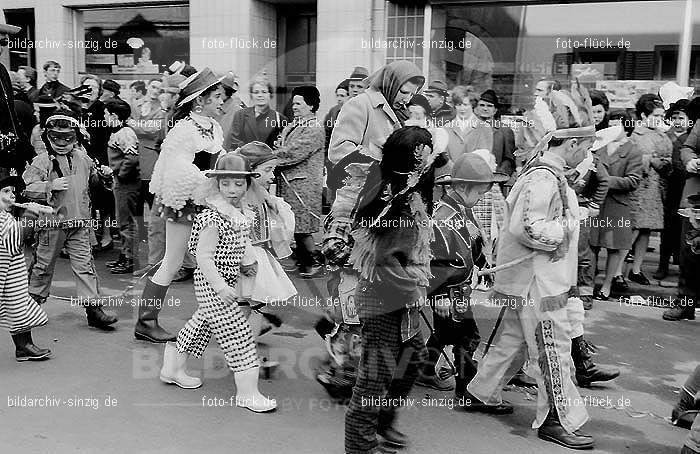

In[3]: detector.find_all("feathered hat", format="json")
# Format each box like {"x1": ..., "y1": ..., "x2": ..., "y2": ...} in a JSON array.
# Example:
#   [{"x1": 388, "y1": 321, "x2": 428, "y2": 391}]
[{"x1": 518, "y1": 79, "x2": 597, "y2": 160}]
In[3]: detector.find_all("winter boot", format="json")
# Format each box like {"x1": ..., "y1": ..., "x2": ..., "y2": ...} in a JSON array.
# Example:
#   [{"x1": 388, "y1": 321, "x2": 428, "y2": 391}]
[
  {"x1": 11, "y1": 331, "x2": 51, "y2": 361},
  {"x1": 233, "y1": 366, "x2": 276, "y2": 413},
  {"x1": 134, "y1": 278, "x2": 176, "y2": 343},
  {"x1": 537, "y1": 410, "x2": 595, "y2": 450},
  {"x1": 85, "y1": 304, "x2": 118, "y2": 330},
  {"x1": 571, "y1": 336, "x2": 620, "y2": 387},
  {"x1": 106, "y1": 254, "x2": 127, "y2": 268},
  {"x1": 110, "y1": 258, "x2": 134, "y2": 274},
  {"x1": 159, "y1": 342, "x2": 202, "y2": 389}
]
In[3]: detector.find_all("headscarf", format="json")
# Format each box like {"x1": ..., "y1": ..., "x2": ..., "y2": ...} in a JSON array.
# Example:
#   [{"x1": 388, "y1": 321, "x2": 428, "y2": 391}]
[{"x1": 365, "y1": 61, "x2": 424, "y2": 115}]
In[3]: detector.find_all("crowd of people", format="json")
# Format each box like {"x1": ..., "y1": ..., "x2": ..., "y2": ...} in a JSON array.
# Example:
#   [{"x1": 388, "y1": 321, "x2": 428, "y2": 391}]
[{"x1": 1, "y1": 12, "x2": 699, "y2": 454}]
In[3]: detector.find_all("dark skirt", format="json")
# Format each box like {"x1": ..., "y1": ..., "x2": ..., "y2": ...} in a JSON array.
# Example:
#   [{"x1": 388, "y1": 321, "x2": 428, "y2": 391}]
[
  {"x1": 589, "y1": 195, "x2": 635, "y2": 250},
  {"x1": 154, "y1": 199, "x2": 202, "y2": 224}
]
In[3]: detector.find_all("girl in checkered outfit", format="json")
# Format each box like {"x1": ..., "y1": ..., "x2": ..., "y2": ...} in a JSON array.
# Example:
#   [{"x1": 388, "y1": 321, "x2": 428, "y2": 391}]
[{"x1": 159, "y1": 153, "x2": 276, "y2": 413}]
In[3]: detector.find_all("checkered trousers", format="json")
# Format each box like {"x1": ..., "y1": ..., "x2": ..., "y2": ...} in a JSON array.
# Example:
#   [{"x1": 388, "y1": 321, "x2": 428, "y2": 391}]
[
  {"x1": 176, "y1": 270, "x2": 258, "y2": 373},
  {"x1": 345, "y1": 283, "x2": 427, "y2": 454}
]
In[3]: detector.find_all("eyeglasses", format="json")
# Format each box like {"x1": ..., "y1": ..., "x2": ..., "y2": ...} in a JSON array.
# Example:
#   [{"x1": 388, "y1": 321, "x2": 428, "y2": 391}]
[{"x1": 47, "y1": 131, "x2": 77, "y2": 144}]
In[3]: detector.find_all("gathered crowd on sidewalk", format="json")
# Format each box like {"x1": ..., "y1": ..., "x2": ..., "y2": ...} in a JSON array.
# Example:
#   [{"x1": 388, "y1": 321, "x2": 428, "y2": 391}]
[{"x1": 1, "y1": 10, "x2": 699, "y2": 454}]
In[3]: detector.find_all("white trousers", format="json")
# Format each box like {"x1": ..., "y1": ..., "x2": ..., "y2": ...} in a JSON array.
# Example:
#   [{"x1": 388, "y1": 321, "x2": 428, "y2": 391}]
[{"x1": 468, "y1": 285, "x2": 589, "y2": 433}]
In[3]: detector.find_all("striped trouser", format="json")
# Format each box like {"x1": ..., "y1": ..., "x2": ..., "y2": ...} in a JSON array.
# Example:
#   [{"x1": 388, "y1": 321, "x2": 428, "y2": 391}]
[{"x1": 176, "y1": 271, "x2": 257, "y2": 373}]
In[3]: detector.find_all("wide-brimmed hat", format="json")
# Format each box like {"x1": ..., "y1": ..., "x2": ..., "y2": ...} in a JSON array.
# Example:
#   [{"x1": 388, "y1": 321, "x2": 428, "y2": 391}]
[
  {"x1": 436, "y1": 152, "x2": 509, "y2": 185},
  {"x1": 204, "y1": 152, "x2": 260, "y2": 178},
  {"x1": 348, "y1": 66, "x2": 369, "y2": 81},
  {"x1": 424, "y1": 80, "x2": 449, "y2": 96},
  {"x1": 0, "y1": 11, "x2": 20, "y2": 34},
  {"x1": 177, "y1": 67, "x2": 225, "y2": 107},
  {"x1": 236, "y1": 141, "x2": 277, "y2": 168}
]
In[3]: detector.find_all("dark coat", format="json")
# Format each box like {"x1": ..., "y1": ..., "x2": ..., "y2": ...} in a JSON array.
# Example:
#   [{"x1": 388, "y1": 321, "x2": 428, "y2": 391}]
[
  {"x1": 37, "y1": 80, "x2": 70, "y2": 101},
  {"x1": 680, "y1": 123, "x2": 700, "y2": 208},
  {"x1": 224, "y1": 105, "x2": 286, "y2": 151},
  {"x1": 0, "y1": 62, "x2": 34, "y2": 175},
  {"x1": 83, "y1": 100, "x2": 110, "y2": 165},
  {"x1": 432, "y1": 103, "x2": 456, "y2": 127},
  {"x1": 491, "y1": 124, "x2": 516, "y2": 176}
]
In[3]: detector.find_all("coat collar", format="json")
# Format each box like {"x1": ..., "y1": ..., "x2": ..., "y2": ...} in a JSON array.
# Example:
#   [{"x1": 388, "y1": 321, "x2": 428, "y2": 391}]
[{"x1": 366, "y1": 88, "x2": 400, "y2": 125}]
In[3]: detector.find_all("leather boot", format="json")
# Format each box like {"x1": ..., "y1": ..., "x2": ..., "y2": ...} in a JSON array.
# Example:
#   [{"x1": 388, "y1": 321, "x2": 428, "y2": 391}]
[
  {"x1": 378, "y1": 409, "x2": 407, "y2": 448},
  {"x1": 134, "y1": 278, "x2": 176, "y2": 343},
  {"x1": 537, "y1": 411, "x2": 595, "y2": 449},
  {"x1": 663, "y1": 299, "x2": 696, "y2": 321},
  {"x1": 159, "y1": 342, "x2": 202, "y2": 389},
  {"x1": 11, "y1": 331, "x2": 51, "y2": 362},
  {"x1": 85, "y1": 304, "x2": 118, "y2": 330},
  {"x1": 233, "y1": 366, "x2": 276, "y2": 413},
  {"x1": 571, "y1": 336, "x2": 620, "y2": 387}
]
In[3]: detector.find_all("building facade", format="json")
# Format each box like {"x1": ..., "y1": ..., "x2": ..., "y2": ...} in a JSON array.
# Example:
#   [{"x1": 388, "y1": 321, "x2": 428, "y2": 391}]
[{"x1": 2, "y1": 0, "x2": 698, "y2": 115}]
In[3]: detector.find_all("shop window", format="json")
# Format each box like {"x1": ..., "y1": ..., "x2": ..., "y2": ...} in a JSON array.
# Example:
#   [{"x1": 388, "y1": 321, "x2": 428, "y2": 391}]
[
  {"x1": 3, "y1": 9, "x2": 35, "y2": 70},
  {"x1": 385, "y1": 2, "x2": 424, "y2": 68},
  {"x1": 82, "y1": 5, "x2": 189, "y2": 77},
  {"x1": 429, "y1": 1, "x2": 691, "y2": 113}
]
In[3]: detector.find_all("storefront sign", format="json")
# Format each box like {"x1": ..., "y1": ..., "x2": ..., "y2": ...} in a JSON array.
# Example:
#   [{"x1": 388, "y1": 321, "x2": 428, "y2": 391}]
[
  {"x1": 595, "y1": 80, "x2": 668, "y2": 109},
  {"x1": 85, "y1": 54, "x2": 114, "y2": 65},
  {"x1": 571, "y1": 63, "x2": 605, "y2": 82}
]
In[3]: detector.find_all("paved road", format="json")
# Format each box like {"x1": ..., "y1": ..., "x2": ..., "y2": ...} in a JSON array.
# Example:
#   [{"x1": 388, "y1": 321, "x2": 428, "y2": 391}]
[{"x1": 0, "y1": 249, "x2": 696, "y2": 454}]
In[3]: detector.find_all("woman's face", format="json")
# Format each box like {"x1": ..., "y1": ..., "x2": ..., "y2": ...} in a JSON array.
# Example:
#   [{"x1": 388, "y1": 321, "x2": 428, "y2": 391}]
[
  {"x1": 159, "y1": 92, "x2": 176, "y2": 110},
  {"x1": 0, "y1": 186, "x2": 16, "y2": 212},
  {"x1": 392, "y1": 81, "x2": 419, "y2": 110},
  {"x1": 254, "y1": 159, "x2": 279, "y2": 190},
  {"x1": 592, "y1": 104, "x2": 607, "y2": 126},
  {"x1": 455, "y1": 100, "x2": 473, "y2": 119},
  {"x1": 292, "y1": 95, "x2": 313, "y2": 118},
  {"x1": 643, "y1": 107, "x2": 665, "y2": 129},
  {"x1": 336, "y1": 88, "x2": 349, "y2": 106},
  {"x1": 196, "y1": 86, "x2": 224, "y2": 118},
  {"x1": 218, "y1": 177, "x2": 248, "y2": 207},
  {"x1": 251, "y1": 83, "x2": 271, "y2": 108}
]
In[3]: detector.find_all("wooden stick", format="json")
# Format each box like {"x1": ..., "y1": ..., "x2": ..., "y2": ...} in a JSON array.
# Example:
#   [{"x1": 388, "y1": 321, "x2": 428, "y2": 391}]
[{"x1": 477, "y1": 251, "x2": 538, "y2": 277}]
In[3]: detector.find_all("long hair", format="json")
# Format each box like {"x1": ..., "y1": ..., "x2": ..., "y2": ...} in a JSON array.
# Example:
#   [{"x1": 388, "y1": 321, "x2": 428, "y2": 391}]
[
  {"x1": 354, "y1": 126, "x2": 434, "y2": 231},
  {"x1": 172, "y1": 83, "x2": 222, "y2": 123}
]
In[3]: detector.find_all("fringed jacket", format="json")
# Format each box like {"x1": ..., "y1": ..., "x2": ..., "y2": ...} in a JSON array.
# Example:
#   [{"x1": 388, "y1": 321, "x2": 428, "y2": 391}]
[{"x1": 492, "y1": 152, "x2": 580, "y2": 311}]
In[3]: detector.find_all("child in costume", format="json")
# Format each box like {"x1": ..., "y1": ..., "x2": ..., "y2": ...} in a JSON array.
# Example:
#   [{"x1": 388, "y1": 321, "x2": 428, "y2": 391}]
[
  {"x1": 237, "y1": 141, "x2": 296, "y2": 338},
  {"x1": 0, "y1": 171, "x2": 51, "y2": 361},
  {"x1": 160, "y1": 153, "x2": 276, "y2": 413},
  {"x1": 22, "y1": 109, "x2": 117, "y2": 330},
  {"x1": 136, "y1": 68, "x2": 226, "y2": 343},
  {"x1": 344, "y1": 126, "x2": 437, "y2": 454}
]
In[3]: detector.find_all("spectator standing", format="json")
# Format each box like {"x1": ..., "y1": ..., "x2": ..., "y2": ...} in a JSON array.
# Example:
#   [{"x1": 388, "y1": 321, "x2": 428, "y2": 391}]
[
  {"x1": 224, "y1": 77, "x2": 286, "y2": 151},
  {"x1": 628, "y1": 94, "x2": 673, "y2": 285},
  {"x1": 17, "y1": 65, "x2": 38, "y2": 102},
  {"x1": 37, "y1": 61, "x2": 69, "y2": 101},
  {"x1": 423, "y1": 80, "x2": 456, "y2": 126},
  {"x1": 275, "y1": 85, "x2": 325, "y2": 278}
]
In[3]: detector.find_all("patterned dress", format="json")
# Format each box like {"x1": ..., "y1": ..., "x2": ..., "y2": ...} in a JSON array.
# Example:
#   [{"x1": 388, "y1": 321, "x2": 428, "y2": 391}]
[
  {"x1": 175, "y1": 200, "x2": 258, "y2": 373},
  {"x1": 0, "y1": 211, "x2": 48, "y2": 334},
  {"x1": 629, "y1": 126, "x2": 673, "y2": 230}
]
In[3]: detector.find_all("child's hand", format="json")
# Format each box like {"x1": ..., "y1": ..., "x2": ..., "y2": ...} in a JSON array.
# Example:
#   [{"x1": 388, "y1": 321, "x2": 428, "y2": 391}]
[
  {"x1": 52, "y1": 177, "x2": 69, "y2": 191},
  {"x1": 217, "y1": 286, "x2": 238, "y2": 305},
  {"x1": 241, "y1": 261, "x2": 258, "y2": 277}
]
